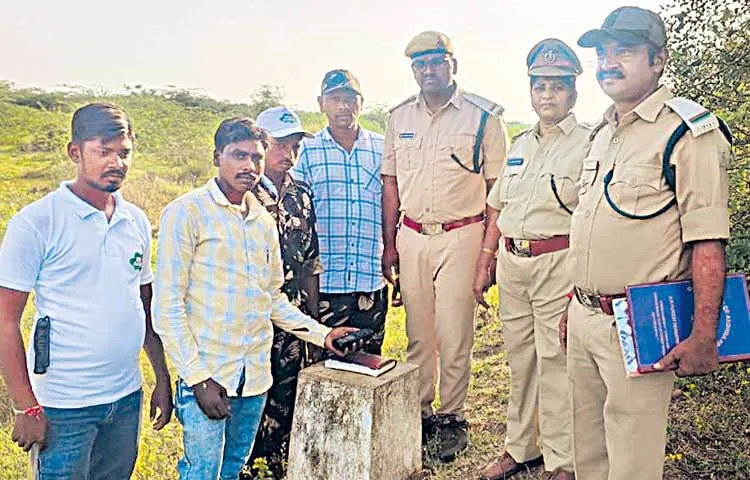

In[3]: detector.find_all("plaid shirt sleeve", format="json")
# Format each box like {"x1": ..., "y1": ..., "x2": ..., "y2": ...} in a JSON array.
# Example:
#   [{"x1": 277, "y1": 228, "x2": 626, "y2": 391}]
[
  {"x1": 153, "y1": 202, "x2": 212, "y2": 387},
  {"x1": 267, "y1": 224, "x2": 331, "y2": 346}
]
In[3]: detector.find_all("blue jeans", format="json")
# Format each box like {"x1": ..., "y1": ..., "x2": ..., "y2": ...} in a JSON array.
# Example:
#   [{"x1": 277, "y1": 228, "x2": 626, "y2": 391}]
[
  {"x1": 175, "y1": 380, "x2": 267, "y2": 480},
  {"x1": 32, "y1": 389, "x2": 143, "y2": 480}
]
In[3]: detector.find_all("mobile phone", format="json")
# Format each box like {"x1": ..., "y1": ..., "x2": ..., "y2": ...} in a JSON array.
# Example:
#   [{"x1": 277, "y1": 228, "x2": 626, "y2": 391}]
[
  {"x1": 332, "y1": 328, "x2": 374, "y2": 352},
  {"x1": 33, "y1": 316, "x2": 51, "y2": 375}
]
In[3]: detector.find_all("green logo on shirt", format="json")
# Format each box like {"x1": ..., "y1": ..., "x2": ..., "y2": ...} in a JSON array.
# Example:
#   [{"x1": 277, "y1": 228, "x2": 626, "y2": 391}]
[{"x1": 129, "y1": 252, "x2": 144, "y2": 271}]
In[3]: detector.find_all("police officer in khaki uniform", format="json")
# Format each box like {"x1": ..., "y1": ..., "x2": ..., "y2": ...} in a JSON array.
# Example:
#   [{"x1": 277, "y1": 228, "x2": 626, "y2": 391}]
[
  {"x1": 381, "y1": 31, "x2": 508, "y2": 462},
  {"x1": 475, "y1": 39, "x2": 587, "y2": 480},
  {"x1": 563, "y1": 7, "x2": 732, "y2": 479}
]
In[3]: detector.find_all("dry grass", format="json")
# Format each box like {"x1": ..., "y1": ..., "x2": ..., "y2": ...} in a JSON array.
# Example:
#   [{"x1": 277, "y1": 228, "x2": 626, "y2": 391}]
[
  {"x1": 2, "y1": 250, "x2": 749, "y2": 479},
  {"x1": 1, "y1": 92, "x2": 748, "y2": 480}
]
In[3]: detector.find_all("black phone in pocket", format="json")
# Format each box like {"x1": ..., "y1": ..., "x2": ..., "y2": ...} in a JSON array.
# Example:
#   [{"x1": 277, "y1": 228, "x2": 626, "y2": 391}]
[{"x1": 33, "y1": 316, "x2": 51, "y2": 375}]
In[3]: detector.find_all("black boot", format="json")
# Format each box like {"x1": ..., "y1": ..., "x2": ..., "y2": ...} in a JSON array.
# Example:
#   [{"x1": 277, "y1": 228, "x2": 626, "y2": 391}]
[
  {"x1": 433, "y1": 414, "x2": 468, "y2": 463},
  {"x1": 421, "y1": 415, "x2": 438, "y2": 445}
]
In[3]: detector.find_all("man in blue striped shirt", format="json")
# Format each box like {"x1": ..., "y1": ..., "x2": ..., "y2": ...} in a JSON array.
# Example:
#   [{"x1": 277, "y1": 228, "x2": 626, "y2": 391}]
[{"x1": 293, "y1": 70, "x2": 388, "y2": 359}]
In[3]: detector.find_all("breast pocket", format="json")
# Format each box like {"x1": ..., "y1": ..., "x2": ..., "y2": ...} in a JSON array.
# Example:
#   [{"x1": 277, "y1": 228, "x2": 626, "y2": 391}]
[
  {"x1": 395, "y1": 136, "x2": 422, "y2": 171},
  {"x1": 578, "y1": 158, "x2": 600, "y2": 195},
  {"x1": 606, "y1": 164, "x2": 664, "y2": 215},
  {"x1": 498, "y1": 161, "x2": 527, "y2": 200},
  {"x1": 106, "y1": 229, "x2": 148, "y2": 281},
  {"x1": 247, "y1": 239, "x2": 273, "y2": 289},
  {"x1": 360, "y1": 161, "x2": 383, "y2": 196},
  {"x1": 440, "y1": 132, "x2": 478, "y2": 174},
  {"x1": 541, "y1": 161, "x2": 582, "y2": 211}
]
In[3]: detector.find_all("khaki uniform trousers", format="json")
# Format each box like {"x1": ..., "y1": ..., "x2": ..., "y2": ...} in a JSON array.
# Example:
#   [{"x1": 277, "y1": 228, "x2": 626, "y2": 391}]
[
  {"x1": 397, "y1": 221, "x2": 483, "y2": 418},
  {"x1": 567, "y1": 298, "x2": 675, "y2": 480},
  {"x1": 497, "y1": 245, "x2": 573, "y2": 472}
]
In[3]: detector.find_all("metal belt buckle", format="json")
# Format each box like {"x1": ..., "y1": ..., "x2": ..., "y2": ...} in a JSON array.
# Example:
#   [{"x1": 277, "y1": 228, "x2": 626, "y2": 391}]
[
  {"x1": 421, "y1": 223, "x2": 443, "y2": 236},
  {"x1": 512, "y1": 239, "x2": 532, "y2": 257},
  {"x1": 575, "y1": 287, "x2": 600, "y2": 310}
]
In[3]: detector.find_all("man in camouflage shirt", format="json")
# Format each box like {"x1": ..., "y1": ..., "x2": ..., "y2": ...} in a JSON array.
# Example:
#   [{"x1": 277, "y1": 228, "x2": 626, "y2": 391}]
[{"x1": 244, "y1": 106, "x2": 323, "y2": 480}]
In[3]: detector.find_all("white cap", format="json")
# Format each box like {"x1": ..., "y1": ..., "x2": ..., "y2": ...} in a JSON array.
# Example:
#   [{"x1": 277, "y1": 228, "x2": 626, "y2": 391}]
[{"x1": 256, "y1": 106, "x2": 313, "y2": 139}]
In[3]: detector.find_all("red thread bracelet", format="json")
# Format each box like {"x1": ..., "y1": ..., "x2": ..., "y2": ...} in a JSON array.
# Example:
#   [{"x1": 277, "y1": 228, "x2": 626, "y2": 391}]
[{"x1": 12, "y1": 405, "x2": 43, "y2": 419}]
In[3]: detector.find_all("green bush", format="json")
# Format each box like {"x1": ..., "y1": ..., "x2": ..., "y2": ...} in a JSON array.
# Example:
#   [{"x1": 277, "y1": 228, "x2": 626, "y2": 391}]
[{"x1": 663, "y1": 0, "x2": 750, "y2": 271}]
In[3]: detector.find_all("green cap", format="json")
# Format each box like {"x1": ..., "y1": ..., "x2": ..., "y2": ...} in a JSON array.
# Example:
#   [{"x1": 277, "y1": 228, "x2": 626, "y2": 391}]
[{"x1": 578, "y1": 6, "x2": 667, "y2": 49}]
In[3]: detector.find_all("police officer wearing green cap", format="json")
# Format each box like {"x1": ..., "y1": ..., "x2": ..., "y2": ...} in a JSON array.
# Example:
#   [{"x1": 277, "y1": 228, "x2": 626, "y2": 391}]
[
  {"x1": 382, "y1": 31, "x2": 509, "y2": 462},
  {"x1": 476, "y1": 38, "x2": 587, "y2": 480},
  {"x1": 566, "y1": 7, "x2": 732, "y2": 479}
]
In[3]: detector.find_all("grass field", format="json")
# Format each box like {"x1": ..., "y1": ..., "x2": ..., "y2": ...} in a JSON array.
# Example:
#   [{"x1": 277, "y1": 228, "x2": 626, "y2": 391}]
[{"x1": 0, "y1": 86, "x2": 748, "y2": 479}]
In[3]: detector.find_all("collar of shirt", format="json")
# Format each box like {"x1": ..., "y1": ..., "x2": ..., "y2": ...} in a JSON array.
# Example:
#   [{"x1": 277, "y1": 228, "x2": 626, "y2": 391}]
[
  {"x1": 207, "y1": 177, "x2": 264, "y2": 220},
  {"x1": 259, "y1": 175, "x2": 279, "y2": 200},
  {"x1": 532, "y1": 112, "x2": 579, "y2": 139},
  {"x1": 58, "y1": 182, "x2": 134, "y2": 225},
  {"x1": 320, "y1": 125, "x2": 373, "y2": 152},
  {"x1": 555, "y1": 112, "x2": 579, "y2": 135},
  {"x1": 257, "y1": 174, "x2": 296, "y2": 202},
  {"x1": 602, "y1": 85, "x2": 672, "y2": 128},
  {"x1": 415, "y1": 83, "x2": 464, "y2": 113}
]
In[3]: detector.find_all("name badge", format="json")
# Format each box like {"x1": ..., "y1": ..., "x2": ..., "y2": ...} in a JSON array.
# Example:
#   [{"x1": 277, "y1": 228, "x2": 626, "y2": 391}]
[
  {"x1": 399, "y1": 132, "x2": 415, "y2": 139},
  {"x1": 507, "y1": 157, "x2": 524, "y2": 166}
]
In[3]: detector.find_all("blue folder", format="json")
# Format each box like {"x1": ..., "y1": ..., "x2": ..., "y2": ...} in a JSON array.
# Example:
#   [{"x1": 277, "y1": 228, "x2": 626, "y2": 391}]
[{"x1": 614, "y1": 273, "x2": 750, "y2": 377}]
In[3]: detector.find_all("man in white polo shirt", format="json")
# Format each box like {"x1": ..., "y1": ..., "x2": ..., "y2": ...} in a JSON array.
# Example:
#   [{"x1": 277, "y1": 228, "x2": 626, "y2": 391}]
[{"x1": 0, "y1": 103, "x2": 173, "y2": 479}]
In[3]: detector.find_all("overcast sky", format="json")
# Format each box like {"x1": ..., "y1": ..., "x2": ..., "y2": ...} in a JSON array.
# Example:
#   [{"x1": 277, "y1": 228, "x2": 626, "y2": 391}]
[{"x1": 2, "y1": 0, "x2": 661, "y2": 123}]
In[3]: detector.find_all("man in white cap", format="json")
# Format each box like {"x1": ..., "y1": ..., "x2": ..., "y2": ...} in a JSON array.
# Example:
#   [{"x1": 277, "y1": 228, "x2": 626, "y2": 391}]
[{"x1": 243, "y1": 106, "x2": 322, "y2": 480}]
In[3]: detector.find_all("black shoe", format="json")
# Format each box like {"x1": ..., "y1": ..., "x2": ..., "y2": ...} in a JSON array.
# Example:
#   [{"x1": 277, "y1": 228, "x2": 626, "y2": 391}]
[
  {"x1": 433, "y1": 414, "x2": 468, "y2": 463},
  {"x1": 421, "y1": 415, "x2": 438, "y2": 446}
]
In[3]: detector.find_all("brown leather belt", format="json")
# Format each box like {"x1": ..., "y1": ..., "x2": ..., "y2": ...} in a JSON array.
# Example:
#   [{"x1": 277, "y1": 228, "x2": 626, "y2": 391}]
[
  {"x1": 504, "y1": 235, "x2": 569, "y2": 257},
  {"x1": 402, "y1": 214, "x2": 484, "y2": 236},
  {"x1": 573, "y1": 286, "x2": 625, "y2": 316}
]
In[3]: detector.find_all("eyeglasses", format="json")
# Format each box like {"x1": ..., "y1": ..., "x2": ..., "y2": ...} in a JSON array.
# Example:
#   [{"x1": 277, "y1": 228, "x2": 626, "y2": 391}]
[{"x1": 411, "y1": 57, "x2": 450, "y2": 72}]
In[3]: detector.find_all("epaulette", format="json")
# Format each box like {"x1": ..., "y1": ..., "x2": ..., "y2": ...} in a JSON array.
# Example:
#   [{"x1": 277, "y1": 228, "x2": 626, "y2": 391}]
[
  {"x1": 589, "y1": 119, "x2": 608, "y2": 142},
  {"x1": 511, "y1": 128, "x2": 531, "y2": 143},
  {"x1": 388, "y1": 95, "x2": 418, "y2": 113},
  {"x1": 664, "y1": 97, "x2": 720, "y2": 137},
  {"x1": 462, "y1": 92, "x2": 504, "y2": 117}
]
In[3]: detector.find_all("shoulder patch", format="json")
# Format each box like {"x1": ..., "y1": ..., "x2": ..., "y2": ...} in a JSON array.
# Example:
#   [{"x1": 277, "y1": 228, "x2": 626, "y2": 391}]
[
  {"x1": 462, "y1": 92, "x2": 504, "y2": 116},
  {"x1": 665, "y1": 97, "x2": 720, "y2": 137},
  {"x1": 388, "y1": 95, "x2": 418, "y2": 113}
]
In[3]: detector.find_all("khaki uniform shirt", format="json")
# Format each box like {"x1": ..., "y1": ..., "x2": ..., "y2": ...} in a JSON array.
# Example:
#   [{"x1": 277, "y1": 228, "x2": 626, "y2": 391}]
[
  {"x1": 568, "y1": 86, "x2": 731, "y2": 295},
  {"x1": 382, "y1": 86, "x2": 508, "y2": 224},
  {"x1": 487, "y1": 113, "x2": 591, "y2": 239}
]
